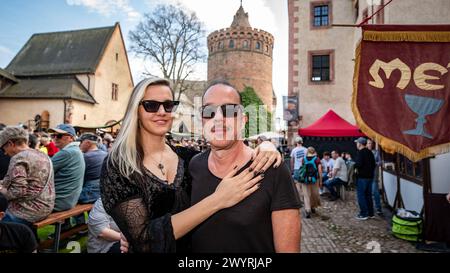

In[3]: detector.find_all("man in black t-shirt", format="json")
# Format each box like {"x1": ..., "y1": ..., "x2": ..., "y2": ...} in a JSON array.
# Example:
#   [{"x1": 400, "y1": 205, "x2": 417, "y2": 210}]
[
  {"x1": 354, "y1": 137, "x2": 376, "y2": 221},
  {"x1": 190, "y1": 81, "x2": 302, "y2": 253},
  {"x1": 0, "y1": 193, "x2": 37, "y2": 253}
]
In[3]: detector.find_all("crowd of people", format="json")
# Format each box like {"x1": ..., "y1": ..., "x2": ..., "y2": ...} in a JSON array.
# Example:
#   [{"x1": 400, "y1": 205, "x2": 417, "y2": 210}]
[
  {"x1": 289, "y1": 135, "x2": 384, "y2": 221},
  {"x1": 3, "y1": 77, "x2": 445, "y2": 254},
  {"x1": 0, "y1": 122, "x2": 118, "y2": 252},
  {"x1": 0, "y1": 112, "x2": 399, "y2": 253},
  {"x1": 169, "y1": 138, "x2": 209, "y2": 152}
]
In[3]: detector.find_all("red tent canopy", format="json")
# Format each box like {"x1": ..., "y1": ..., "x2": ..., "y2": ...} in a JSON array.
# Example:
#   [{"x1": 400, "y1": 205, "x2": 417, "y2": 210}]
[{"x1": 299, "y1": 110, "x2": 364, "y2": 137}]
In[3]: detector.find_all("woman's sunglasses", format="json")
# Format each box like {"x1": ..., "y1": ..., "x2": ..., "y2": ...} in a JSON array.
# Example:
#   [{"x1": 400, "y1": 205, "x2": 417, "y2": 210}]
[
  {"x1": 201, "y1": 104, "x2": 243, "y2": 119},
  {"x1": 140, "y1": 100, "x2": 180, "y2": 113}
]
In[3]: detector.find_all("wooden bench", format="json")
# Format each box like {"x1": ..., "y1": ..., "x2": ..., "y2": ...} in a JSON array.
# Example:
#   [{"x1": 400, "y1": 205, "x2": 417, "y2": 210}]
[
  {"x1": 33, "y1": 204, "x2": 93, "y2": 253},
  {"x1": 338, "y1": 184, "x2": 346, "y2": 201}
]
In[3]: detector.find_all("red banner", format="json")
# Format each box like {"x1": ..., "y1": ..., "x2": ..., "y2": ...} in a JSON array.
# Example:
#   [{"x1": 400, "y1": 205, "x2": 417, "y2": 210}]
[{"x1": 352, "y1": 25, "x2": 450, "y2": 161}]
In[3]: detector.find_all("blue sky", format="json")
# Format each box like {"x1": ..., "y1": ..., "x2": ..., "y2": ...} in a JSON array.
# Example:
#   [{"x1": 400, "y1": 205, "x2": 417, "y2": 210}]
[
  {"x1": 0, "y1": 0, "x2": 288, "y2": 121},
  {"x1": 0, "y1": 0, "x2": 149, "y2": 68}
]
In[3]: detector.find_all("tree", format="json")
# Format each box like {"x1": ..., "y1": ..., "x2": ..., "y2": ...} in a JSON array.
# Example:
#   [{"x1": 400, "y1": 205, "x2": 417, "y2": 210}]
[
  {"x1": 241, "y1": 86, "x2": 273, "y2": 138},
  {"x1": 129, "y1": 4, "x2": 206, "y2": 100}
]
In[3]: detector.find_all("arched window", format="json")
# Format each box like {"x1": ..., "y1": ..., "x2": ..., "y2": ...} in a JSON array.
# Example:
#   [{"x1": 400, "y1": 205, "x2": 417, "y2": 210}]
[
  {"x1": 210, "y1": 46, "x2": 213, "y2": 52},
  {"x1": 219, "y1": 41, "x2": 224, "y2": 49},
  {"x1": 266, "y1": 45, "x2": 269, "y2": 52},
  {"x1": 256, "y1": 42, "x2": 261, "y2": 50},
  {"x1": 243, "y1": 40, "x2": 249, "y2": 49},
  {"x1": 229, "y1": 40, "x2": 235, "y2": 48}
]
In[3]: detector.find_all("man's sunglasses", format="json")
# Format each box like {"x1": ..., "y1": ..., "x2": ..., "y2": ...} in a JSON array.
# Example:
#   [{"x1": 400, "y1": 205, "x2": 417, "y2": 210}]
[
  {"x1": 200, "y1": 104, "x2": 244, "y2": 119},
  {"x1": 52, "y1": 134, "x2": 70, "y2": 139},
  {"x1": 140, "y1": 100, "x2": 180, "y2": 113}
]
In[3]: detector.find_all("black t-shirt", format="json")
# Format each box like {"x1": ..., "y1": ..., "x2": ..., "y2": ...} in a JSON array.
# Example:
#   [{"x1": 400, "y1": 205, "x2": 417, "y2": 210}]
[
  {"x1": 0, "y1": 222, "x2": 37, "y2": 253},
  {"x1": 189, "y1": 150, "x2": 301, "y2": 253},
  {"x1": 355, "y1": 148, "x2": 376, "y2": 179}
]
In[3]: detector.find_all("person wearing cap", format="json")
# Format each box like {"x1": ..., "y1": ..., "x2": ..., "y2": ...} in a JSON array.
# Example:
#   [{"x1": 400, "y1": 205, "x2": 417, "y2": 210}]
[
  {"x1": 290, "y1": 136, "x2": 308, "y2": 199},
  {"x1": 48, "y1": 124, "x2": 85, "y2": 212},
  {"x1": 0, "y1": 124, "x2": 10, "y2": 180},
  {"x1": 354, "y1": 137, "x2": 376, "y2": 221},
  {"x1": 0, "y1": 193, "x2": 38, "y2": 253},
  {"x1": 0, "y1": 126, "x2": 55, "y2": 226},
  {"x1": 78, "y1": 133, "x2": 107, "y2": 204}
]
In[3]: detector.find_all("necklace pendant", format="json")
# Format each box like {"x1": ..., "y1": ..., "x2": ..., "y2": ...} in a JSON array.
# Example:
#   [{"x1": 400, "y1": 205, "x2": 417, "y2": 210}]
[{"x1": 158, "y1": 163, "x2": 165, "y2": 175}]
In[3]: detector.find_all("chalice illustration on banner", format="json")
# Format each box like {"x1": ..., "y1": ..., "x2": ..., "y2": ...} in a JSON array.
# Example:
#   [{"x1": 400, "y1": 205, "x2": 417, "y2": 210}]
[{"x1": 403, "y1": 94, "x2": 444, "y2": 139}]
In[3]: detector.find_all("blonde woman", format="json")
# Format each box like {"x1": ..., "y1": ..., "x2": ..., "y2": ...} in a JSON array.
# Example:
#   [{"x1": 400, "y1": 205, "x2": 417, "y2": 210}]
[
  {"x1": 100, "y1": 77, "x2": 281, "y2": 253},
  {"x1": 299, "y1": 146, "x2": 322, "y2": 218}
]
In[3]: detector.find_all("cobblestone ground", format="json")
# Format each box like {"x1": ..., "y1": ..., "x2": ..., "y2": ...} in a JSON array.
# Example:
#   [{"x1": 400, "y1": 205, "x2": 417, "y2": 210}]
[{"x1": 300, "y1": 188, "x2": 425, "y2": 253}]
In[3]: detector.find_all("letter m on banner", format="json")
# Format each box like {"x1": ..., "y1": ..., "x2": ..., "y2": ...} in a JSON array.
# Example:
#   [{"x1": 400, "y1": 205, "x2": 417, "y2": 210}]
[{"x1": 352, "y1": 25, "x2": 450, "y2": 161}]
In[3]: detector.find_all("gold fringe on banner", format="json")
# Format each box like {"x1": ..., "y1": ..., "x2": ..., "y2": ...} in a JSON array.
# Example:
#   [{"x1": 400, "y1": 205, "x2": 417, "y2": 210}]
[
  {"x1": 363, "y1": 30, "x2": 450, "y2": 42},
  {"x1": 351, "y1": 42, "x2": 450, "y2": 162}
]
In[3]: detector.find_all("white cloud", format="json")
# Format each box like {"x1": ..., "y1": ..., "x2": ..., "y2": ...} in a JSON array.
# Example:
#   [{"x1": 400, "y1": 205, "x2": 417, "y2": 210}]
[
  {"x1": 0, "y1": 45, "x2": 15, "y2": 68},
  {"x1": 66, "y1": 0, "x2": 141, "y2": 21},
  {"x1": 149, "y1": 0, "x2": 277, "y2": 33},
  {"x1": 0, "y1": 45, "x2": 13, "y2": 55}
]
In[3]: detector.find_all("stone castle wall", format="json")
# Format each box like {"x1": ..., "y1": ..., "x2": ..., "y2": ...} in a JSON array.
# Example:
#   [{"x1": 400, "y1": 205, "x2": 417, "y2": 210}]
[{"x1": 207, "y1": 26, "x2": 274, "y2": 111}]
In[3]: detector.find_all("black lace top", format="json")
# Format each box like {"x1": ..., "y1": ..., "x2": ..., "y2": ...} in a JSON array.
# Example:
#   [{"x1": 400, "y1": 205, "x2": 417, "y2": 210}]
[{"x1": 100, "y1": 146, "x2": 198, "y2": 253}]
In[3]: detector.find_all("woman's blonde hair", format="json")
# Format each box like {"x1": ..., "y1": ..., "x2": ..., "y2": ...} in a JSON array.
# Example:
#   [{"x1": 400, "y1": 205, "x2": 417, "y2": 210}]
[
  {"x1": 108, "y1": 77, "x2": 172, "y2": 179},
  {"x1": 307, "y1": 146, "x2": 316, "y2": 156}
]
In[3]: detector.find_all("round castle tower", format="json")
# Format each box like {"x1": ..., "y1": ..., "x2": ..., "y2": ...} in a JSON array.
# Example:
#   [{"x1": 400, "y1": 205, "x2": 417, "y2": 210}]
[{"x1": 207, "y1": 4, "x2": 275, "y2": 111}]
